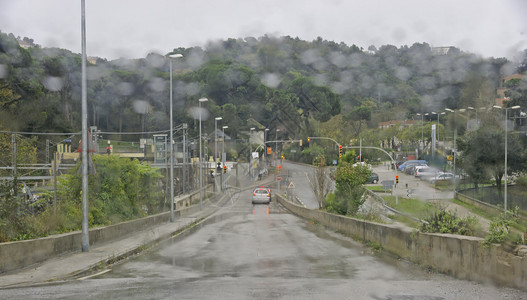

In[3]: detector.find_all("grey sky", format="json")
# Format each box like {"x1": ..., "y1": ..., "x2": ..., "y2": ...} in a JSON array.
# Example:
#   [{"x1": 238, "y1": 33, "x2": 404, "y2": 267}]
[{"x1": 1, "y1": 0, "x2": 526, "y2": 60}]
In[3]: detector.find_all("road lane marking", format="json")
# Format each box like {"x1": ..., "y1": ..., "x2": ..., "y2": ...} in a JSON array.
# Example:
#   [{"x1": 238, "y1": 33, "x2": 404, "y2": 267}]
[{"x1": 77, "y1": 269, "x2": 112, "y2": 280}]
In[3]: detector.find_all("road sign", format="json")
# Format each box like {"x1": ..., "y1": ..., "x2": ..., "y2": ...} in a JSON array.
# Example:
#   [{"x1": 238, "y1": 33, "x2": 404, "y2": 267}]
[
  {"x1": 276, "y1": 175, "x2": 282, "y2": 181},
  {"x1": 333, "y1": 160, "x2": 338, "y2": 165},
  {"x1": 381, "y1": 180, "x2": 394, "y2": 190}
]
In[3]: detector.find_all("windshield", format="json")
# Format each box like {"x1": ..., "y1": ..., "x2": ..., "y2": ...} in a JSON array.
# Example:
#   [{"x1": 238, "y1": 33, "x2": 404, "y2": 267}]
[{"x1": 0, "y1": 1, "x2": 526, "y2": 298}]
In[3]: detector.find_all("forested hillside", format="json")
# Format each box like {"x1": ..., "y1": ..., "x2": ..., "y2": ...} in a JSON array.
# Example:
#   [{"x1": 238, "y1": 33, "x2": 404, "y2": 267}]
[{"x1": 1, "y1": 31, "x2": 525, "y2": 144}]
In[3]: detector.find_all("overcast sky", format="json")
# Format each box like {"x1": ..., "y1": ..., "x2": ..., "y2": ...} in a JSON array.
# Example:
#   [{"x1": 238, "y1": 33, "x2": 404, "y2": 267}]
[{"x1": 1, "y1": 0, "x2": 526, "y2": 61}]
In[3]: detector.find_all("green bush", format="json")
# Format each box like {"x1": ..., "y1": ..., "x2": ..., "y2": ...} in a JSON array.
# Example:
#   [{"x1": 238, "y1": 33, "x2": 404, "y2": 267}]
[
  {"x1": 0, "y1": 155, "x2": 164, "y2": 242},
  {"x1": 516, "y1": 176, "x2": 527, "y2": 190},
  {"x1": 420, "y1": 209, "x2": 477, "y2": 236},
  {"x1": 484, "y1": 207, "x2": 523, "y2": 247},
  {"x1": 323, "y1": 161, "x2": 370, "y2": 216}
]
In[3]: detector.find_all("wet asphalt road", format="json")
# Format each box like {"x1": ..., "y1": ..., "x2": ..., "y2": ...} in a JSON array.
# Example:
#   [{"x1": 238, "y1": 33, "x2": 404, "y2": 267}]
[{"x1": 3, "y1": 184, "x2": 525, "y2": 299}]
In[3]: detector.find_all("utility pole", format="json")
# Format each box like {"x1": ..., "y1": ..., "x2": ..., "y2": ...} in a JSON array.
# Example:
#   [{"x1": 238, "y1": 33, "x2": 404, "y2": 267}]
[
  {"x1": 80, "y1": 0, "x2": 89, "y2": 252},
  {"x1": 12, "y1": 134, "x2": 17, "y2": 179}
]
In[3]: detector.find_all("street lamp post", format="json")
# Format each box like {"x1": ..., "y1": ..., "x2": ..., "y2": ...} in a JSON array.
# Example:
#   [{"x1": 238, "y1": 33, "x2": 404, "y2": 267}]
[
  {"x1": 198, "y1": 97, "x2": 208, "y2": 210},
  {"x1": 438, "y1": 112, "x2": 445, "y2": 145},
  {"x1": 416, "y1": 113, "x2": 424, "y2": 158},
  {"x1": 249, "y1": 127, "x2": 255, "y2": 180},
  {"x1": 431, "y1": 111, "x2": 444, "y2": 148},
  {"x1": 214, "y1": 117, "x2": 222, "y2": 163},
  {"x1": 467, "y1": 106, "x2": 475, "y2": 131},
  {"x1": 80, "y1": 0, "x2": 89, "y2": 252},
  {"x1": 445, "y1": 108, "x2": 457, "y2": 185},
  {"x1": 264, "y1": 128, "x2": 269, "y2": 167},
  {"x1": 222, "y1": 125, "x2": 228, "y2": 190},
  {"x1": 182, "y1": 123, "x2": 187, "y2": 194},
  {"x1": 275, "y1": 128, "x2": 280, "y2": 166},
  {"x1": 424, "y1": 112, "x2": 429, "y2": 154},
  {"x1": 168, "y1": 53, "x2": 183, "y2": 222},
  {"x1": 493, "y1": 105, "x2": 521, "y2": 217},
  {"x1": 445, "y1": 108, "x2": 466, "y2": 187}
]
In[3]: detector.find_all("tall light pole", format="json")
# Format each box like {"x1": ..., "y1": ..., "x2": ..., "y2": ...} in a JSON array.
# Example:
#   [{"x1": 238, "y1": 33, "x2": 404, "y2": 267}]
[
  {"x1": 425, "y1": 112, "x2": 429, "y2": 153},
  {"x1": 275, "y1": 128, "x2": 280, "y2": 166},
  {"x1": 431, "y1": 111, "x2": 442, "y2": 147},
  {"x1": 445, "y1": 108, "x2": 456, "y2": 183},
  {"x1": 214, "y1": 117, "x2": 222, "y2": 163},
  {"x1": 467, "y1": 106, "x2": 475, "y2": 131},
  {"x1": 222, "y1": 125, "x2": 228, "y2": 190},
  {"x1": 249, "y1": 127, "x2": 255, "y2": 180},
  {"x1": 198, "y1": 97, "x2": 208, "y2": 210},
  {"x1": 264, "y1": 128, "x2": 269, "y2": 167},
  {"x1": 438, "y1": 112, "x2": 445, "y2": 145},
  {"x1": 445, "y1": 108, "x2": 465, "y2": 187},
  {"x1": 182, "y1": 123, "x2": 187, "y2": 194},
  {"x1": 416, "y1": 113, "x2": 424, "y2": 158},
  {"x1": 222, "y1": 126, "x2": 228, "y2": 162},
  {"x1": 493, "y1": 105, "x2": 521, "y2": 217},
  {"x1": 80, "y1": 0, "x2": 89, "y2": 252},
  {"x1": 168, "y1": 53, "x2": 183, "y2": 222}
]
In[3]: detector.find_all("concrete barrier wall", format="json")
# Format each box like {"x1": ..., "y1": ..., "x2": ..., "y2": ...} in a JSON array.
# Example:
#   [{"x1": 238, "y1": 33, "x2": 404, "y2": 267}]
[
  {"x1": 277, "y1": 194, "x2": 527, "y2": 290},
  {"x1": 0, "y1": 186, "x2": 214, "y2": 274}
]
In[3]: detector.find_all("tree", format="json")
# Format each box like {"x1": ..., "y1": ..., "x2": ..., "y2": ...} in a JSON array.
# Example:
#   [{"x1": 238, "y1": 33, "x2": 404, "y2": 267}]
[
  {"x1": 286, "y1": 75, "x2": 341, "y2": 135},
  {"x1": 459, "y1": 125, "x2": 525, "y2": 189},
  {"x1": 324, "y1": 162, "x2": 370, "y2": 215},
  {"x1": 343, "y1": 99, "x2": 376, "y2": 137},
  {"x1": 309, "y1": 155, "x2": 332, "y2": 209}
]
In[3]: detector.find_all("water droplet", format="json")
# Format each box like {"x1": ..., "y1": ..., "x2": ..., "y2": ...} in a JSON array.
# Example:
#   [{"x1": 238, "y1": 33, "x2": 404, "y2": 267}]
[
  {"x1": 44, "y1": 76, "x2": 63, "y2": 91},
  {"x1": 0, "y1": 64, "x2": 7, "y2": 78}
]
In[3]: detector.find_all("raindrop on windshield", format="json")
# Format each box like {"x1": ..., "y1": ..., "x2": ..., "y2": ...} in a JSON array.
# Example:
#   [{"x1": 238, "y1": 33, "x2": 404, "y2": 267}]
[{"x1": 44, "y1": 76, "x2": 63, "y2": 91}]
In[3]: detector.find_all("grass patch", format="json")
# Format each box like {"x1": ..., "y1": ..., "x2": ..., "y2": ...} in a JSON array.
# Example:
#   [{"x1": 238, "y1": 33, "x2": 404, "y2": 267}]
[
  {"x1": 384, "y1": 195, "x2": 438, "y2": 219},
  {"x1": 451, "y1": 198, "x2": 495, "y2": 220},
  {"x1": 365, "y1": 185, "x2": 391, "y2": 193},
  {"x1": 452, "y1": 198, "x2": 527, "y2": 234},
  {"x1": 387, "y1": 214, "x2": 422, "y2": 228},
  {"x1": 381, "y1": 195, "x2": 440, "y2": 228},
  {"x1": 432, "y1": 182, "x2": 456, "y2": 191}
]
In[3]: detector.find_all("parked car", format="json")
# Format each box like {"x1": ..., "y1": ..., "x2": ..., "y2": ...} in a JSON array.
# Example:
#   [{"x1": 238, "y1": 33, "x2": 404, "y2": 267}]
[
  {"x1": 403, "y1": 162, "x2": 428, "y2": 175},
  {"x1": 415, "y1": 167, "x2": 440, "y2": 180},
  {"x1": 428, "y1": 172, "x2": 456, "y2": 184},
  {"x1": 397, "y1": 160, "x2": 427, "y2": 171},
  {"x1": 366, "y1": 172, "x2": 379, "y2": 184},
  {"x1": 251, "y1": 186, "x2": 271, "y2": 204}
]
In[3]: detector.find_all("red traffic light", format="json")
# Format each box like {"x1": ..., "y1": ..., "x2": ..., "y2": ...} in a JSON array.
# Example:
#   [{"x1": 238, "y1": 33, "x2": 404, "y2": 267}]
[{"x1": 339, "y1": 145, "x2": 342, "y2": 149}]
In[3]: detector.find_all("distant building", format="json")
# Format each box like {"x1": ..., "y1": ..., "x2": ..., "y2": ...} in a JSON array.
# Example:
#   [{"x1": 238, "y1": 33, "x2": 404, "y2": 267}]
[
  {"x1": 500, "y1": 74, "x2": 525, "y2": 87},
  {"x1": 495, "y1": 73, "x2": 525, "y2": 107},
  {"x1": 431, "y1": 46, "x2": 455, "y2": 55},
  {"x1": 16, "y1": 39, "x2": 32, "y2": 49}
]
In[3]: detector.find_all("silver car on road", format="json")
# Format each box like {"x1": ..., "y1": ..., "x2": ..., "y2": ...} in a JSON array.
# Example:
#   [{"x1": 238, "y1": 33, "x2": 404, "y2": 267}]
[{"x1": 251, "y1": 186, "x2": 271, "y2": 204}]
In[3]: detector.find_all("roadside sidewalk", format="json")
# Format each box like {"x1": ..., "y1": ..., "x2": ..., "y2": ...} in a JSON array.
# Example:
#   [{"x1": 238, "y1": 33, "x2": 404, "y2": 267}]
[
  {"x1": 0, "y1": 203, "x2": 216, "y2": 288},
  {"x1": 0, "y1": 175, "x2": 274, "y2": 289}
]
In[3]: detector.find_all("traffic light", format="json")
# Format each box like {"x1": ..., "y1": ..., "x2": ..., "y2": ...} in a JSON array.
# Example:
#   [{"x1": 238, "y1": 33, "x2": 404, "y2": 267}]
[
  {"x1": 223, "y1": 165, "x2": 227, "y2": 173},
  {"x1": 395, "y1": 175, "x2": 399, "y2": 184},
  {"x1": 339, "y1": 145, "x2": 343, "y2": 158},
  {"x1": 307, "y1": 137, "x2": 310, "y2": 142},
  {"x1": 299, "y1": 139, "x2": 302, "y2": 147}
]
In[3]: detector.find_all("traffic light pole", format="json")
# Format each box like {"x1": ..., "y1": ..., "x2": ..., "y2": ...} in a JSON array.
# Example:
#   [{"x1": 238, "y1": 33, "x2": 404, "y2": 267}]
[{"x1": 343, "y1": 145, "x2": 398, "y2": 204}]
